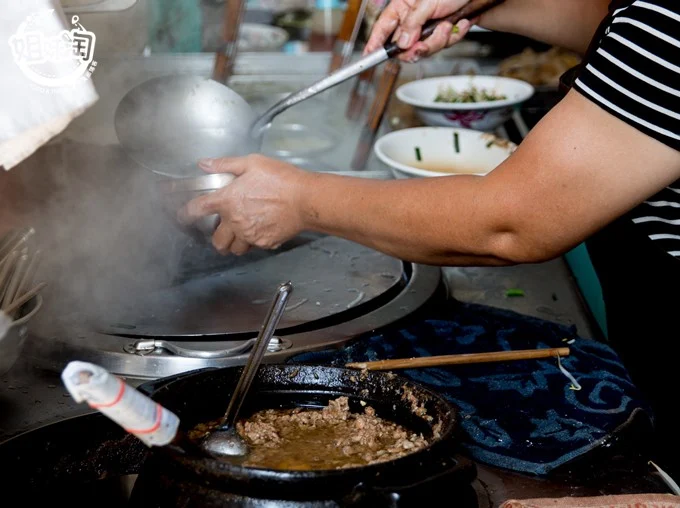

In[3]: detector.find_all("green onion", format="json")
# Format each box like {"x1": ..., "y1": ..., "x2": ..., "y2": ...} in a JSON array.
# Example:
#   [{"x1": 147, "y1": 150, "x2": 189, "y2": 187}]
[
  {"x1": 454, "y1": 132, "x2": 460, "y2": 153},
  {"x1": 451, "y1": 25, "x2": 460, "y2": 34},
  {"x1": 505, "y1": 289, "x2": 525, "y2": 297},
  {"x1": 415, "y1": 147, "x2": 422, "y2": 161}
]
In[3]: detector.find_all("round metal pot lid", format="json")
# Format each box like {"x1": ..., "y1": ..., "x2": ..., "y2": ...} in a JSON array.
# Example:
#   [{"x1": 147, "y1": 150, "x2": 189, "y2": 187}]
[{"x1": 98, "y1": 235, "x2": 405, "y2": 339}]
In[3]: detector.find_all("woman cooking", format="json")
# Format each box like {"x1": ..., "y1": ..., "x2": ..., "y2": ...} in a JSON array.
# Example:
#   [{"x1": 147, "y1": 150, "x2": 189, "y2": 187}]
[{"x1": 180, "y1": 0, "x2": 680, "y2": 474}]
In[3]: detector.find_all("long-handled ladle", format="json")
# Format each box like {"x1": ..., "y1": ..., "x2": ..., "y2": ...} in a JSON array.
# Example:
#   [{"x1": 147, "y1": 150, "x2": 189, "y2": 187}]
[{"x1": 200, "y1": 281, "x2": 293, "y2": 458}]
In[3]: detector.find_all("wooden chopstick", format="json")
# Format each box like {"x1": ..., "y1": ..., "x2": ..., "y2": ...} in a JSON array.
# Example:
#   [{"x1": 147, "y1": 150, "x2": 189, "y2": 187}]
[{"x1": 346, "y1": 347, "x2": 570, "y2": 371}]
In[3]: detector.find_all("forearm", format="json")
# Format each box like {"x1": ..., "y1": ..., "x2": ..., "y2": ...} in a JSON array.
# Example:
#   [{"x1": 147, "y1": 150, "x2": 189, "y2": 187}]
[
  {"x1": 299, "y1": 173, "x2": 517, "y2": 266},
  {"x1": 478, "y1": 0, "x2": 610, "y2": 54}
]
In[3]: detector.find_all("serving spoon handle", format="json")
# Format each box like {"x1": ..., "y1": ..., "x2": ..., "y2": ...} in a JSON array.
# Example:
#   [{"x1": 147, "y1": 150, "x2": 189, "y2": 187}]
[{"x1": 200, "y1": 281, "x2": 292, "y2": 458}]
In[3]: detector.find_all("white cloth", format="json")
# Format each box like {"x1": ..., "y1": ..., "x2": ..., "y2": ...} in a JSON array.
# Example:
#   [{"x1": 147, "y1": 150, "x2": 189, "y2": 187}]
[
  {"x1": 0, "y1": 1, "x2": 98, "y2": 170},
  {"x1": 62, "y1": 361, "x2": 180, "y2": 447}
]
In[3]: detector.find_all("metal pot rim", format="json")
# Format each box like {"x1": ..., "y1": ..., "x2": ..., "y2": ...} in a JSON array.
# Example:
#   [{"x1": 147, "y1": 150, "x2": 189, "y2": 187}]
[{"x1": 155, "y1": 173, "x2": 236, "y2": 194}]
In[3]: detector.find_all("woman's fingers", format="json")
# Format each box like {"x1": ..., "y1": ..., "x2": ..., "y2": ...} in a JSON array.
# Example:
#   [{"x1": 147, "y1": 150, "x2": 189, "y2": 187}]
[
  {"x1": 212, "y1": 223, "x2": 235, "y2": 256},
  {"x1": 399, "y1": 18, "x2": 472, "y2": 62},
  {"x1": 364, "y1": 1, "x2": 403, "y2": 53},
  {"x1": 396, "y1": 0, "x2": 440, "y2": 49},
  {"x1": 178, "y1": 191, "x2": 221, "y2": 225},
  {"x1": 230, "y1": 238, "x2": 251, "y2": 256}
]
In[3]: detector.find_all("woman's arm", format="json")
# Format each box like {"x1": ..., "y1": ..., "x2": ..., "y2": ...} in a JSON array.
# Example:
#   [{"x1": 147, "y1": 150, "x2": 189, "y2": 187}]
[
  {"x1": 180, "y1": 90, "x2": 680, "y2": 265},
  {"x1": 478, "y1": 0, "x2": 611, "y2": 54}
]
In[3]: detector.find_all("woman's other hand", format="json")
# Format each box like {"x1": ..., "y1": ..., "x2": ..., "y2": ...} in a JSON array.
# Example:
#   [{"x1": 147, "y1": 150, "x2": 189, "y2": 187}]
[{"x1": 364, "y1": 0, "x2": 477, "y2": 62}]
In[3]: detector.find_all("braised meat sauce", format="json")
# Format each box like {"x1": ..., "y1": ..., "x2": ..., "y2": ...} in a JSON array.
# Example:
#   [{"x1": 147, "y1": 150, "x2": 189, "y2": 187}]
[{"x1": 190, "y1": 396, "x2": 431, "y2": 471}]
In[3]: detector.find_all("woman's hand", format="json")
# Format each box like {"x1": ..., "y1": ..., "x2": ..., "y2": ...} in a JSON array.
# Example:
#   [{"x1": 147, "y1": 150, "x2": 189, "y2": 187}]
[
  {"x1": 364, "y1": 0, "x2": 477, "y2": 62},
  {"x1": 178, "y1": 155, "x2": 308, "y2": 256}
]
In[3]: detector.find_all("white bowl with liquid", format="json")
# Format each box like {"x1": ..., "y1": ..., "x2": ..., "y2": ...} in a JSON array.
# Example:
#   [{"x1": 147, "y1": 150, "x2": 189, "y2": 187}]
[{"x1": 374, "y1": 127, "x2": 516, "y2": 179}]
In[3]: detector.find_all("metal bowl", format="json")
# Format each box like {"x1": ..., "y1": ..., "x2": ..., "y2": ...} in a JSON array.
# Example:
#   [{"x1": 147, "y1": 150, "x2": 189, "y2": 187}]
[
  {"x1": 155, "y1": 173, "x2": 235, "y2": 242},
  {"x1": 0, "y1": 295, "x2": 43, "y2": 375}
]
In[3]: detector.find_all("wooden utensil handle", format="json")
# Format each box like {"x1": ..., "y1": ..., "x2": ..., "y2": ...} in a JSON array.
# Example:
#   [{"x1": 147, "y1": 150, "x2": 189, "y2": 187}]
[
  {"x1": 213, "y1": 0, "x2": 246, "y2": 83},
  {"x1": 329, "y1": 0, "x2": 366, "y2": 73},
  {"x1": 351, "y1": 60, "x2": 401, "y2": 170},
  {"x1": 337, "y1": 0, "x2": 363, "y2": 43},
  {"x1": 370, "y1": 62, "x2": 401, "y2": 128},
  {"x1": 346, "y1": 347, "x2": 570, "y2": 371},
  {"x1": 383, "y1": 0, "x2": 505, "y2": 57},
  {"x1": 222, "y1": 0, "x2": 245, "y2": 43}
]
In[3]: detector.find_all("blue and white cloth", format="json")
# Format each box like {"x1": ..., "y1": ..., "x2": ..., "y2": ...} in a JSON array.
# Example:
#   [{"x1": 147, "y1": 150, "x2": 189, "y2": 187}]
[{"x1": 288, "y1": 301, "x2": 653, "y2": 475}]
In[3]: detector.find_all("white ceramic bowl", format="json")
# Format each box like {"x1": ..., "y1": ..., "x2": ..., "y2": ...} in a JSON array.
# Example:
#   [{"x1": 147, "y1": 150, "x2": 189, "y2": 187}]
[
  {"x1": 374, "y1": 127, "x2": 516, "y2": 179},
  {"x1": 396, "y1": 75, "x2": 534, "y2": 131}
]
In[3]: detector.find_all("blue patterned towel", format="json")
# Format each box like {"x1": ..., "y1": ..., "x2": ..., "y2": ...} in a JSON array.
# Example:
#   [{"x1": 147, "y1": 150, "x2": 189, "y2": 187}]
[{"x1": 287, "y1": 301, "x2": 653, "y2": 476}]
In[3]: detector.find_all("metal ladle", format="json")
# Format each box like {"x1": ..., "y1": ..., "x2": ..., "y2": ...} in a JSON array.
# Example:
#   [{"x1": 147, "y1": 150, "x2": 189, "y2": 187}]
[
  {"x1": 114, "y1": 0, "x2": 504, "y2": 178},
  {"x1": 201, "y1": 281, "x2": 292, "y2": 458}
]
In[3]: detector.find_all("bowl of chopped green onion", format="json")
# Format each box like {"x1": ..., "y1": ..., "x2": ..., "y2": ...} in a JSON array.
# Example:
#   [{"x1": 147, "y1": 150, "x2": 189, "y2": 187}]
[
  {"x1": 396, "y1": 75, "x2": 534, "y2": 131},
  {"x1": 373, "y1": 126, "x2": 516, "y2": 179}
]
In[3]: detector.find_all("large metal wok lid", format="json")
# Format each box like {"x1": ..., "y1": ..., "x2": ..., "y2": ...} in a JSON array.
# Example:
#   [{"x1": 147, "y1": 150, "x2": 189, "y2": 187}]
[{"x1": 99, "y1": 234, "x2": 404, "y2": 339}]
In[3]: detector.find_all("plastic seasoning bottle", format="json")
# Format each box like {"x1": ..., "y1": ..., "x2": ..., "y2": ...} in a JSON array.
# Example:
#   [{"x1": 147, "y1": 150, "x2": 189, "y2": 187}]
[{"x1": 309, "y1": 0, "x2": 346, "y2": 52}]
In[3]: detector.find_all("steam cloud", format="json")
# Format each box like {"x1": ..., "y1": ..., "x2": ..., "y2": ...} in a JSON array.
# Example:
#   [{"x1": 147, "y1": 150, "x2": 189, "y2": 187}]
[{"x1": 1, "y1": 139, "x2": 186, "y2": 332}]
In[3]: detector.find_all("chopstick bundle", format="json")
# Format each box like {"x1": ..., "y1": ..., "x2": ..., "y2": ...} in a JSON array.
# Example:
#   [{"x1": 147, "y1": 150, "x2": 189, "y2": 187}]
[
  {"x1": 0, "y1": 228, "x2": 46, "y2": 322},
  {"x1": 346, "y1": 347, "x2": 570, "y2": 371},
  {"x1": 0, "y1": 227, "x2": 33, "y2": 266},
  {"x1": 3, "y1": 282, "x2": 47, "y2": 317},
  {"x1": 1, "y1": 252, "x2": 28, "y2": 310},
  {"x1": 0, "y1": 250, "x2": 19, "y2": 303}
]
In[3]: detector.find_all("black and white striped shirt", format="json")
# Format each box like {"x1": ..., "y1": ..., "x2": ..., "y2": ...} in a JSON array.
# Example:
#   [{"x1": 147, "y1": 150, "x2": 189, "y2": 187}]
[{"x1": 574, "y1": 0, "x2": 680, "y2": 259}]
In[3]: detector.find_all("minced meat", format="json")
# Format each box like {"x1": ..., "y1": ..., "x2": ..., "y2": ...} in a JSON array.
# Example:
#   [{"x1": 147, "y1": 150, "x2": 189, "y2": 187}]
[{"x1": 235, "y1": 396, "x2": 430, "y2": 471}]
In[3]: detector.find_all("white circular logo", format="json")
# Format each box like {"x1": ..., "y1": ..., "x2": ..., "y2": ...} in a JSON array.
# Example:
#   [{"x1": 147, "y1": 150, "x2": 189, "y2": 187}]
[{"x1": 8, "y1": 9, "x2": 97, "y2": 89}]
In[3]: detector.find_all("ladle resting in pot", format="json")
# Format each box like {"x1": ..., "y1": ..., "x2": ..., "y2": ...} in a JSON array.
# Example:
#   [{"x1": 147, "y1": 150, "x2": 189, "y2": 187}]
[{"x1": 200, "y1": 281, "x2": 293, "y2": 458}]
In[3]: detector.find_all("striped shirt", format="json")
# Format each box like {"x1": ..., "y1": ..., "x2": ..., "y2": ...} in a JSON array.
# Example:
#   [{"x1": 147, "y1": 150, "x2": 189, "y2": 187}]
[{"x1": 574, "y1": 0, "x2": 680, "y2": 259}]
